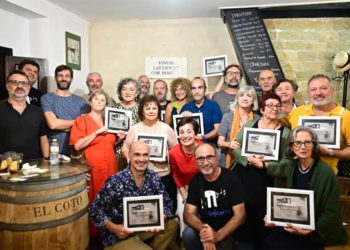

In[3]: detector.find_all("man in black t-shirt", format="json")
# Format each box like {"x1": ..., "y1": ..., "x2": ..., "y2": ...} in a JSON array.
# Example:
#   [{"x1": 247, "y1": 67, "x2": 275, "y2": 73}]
[{"x1": 183, "y1": 143, "x2": 246, "y2": 250}]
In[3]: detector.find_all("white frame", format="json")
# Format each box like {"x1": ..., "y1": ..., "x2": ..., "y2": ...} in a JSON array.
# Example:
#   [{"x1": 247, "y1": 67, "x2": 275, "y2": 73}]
[
  {"x1": 267, "y1": 187, "x2": 315, "y2": 230},
  {"x1": 203, "y1": 55, "x2": 228, "y2": 77},
  {"x1": 123, "y1": 195, "x2": 164, "y2": 232},
  {"x1": 160, "y1": 110, "x2": 166, "y2": 122},
  {"x1": 241, "y1": 127, "x2": 281, "y2": 161},
  {"x1": 172, "y1": 113, "x2": 204, "y2": 137},
  {"x1": 298, "y1": 116, "x2": 341, "y2": 149},
  {"x1": 135, "y1": 133, "x2": 167, "y2": 161},
  {"x1": 105, "y1": 107, "x2": 132, "y2": 134}
]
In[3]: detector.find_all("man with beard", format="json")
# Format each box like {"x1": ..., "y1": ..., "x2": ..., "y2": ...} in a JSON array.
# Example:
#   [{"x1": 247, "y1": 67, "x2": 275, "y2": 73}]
[
  {"x1": 288, "y1": 74, "x2": 350, "y2": 173},
  {"x1": 212, "y1": 64, "x2": 243, "y2": 114},
  {"x1": 0, "y1": 59, "x2": 42, "y2": 107},
  {"x1": 138, "y1": 74, "x2": 150, "y2": 100},
  {"x1": 153, "y1": 79, "x2": 170, "y2": 110},
  {"x1": 0, "y1": 70, "x2": 49, "y2": 160},
  {"x1": 41, "y1": 65, "x2": 87, "y2": 155},
  {"x1": 183, "y1": 143, "x2": 246, "y2": 250}
]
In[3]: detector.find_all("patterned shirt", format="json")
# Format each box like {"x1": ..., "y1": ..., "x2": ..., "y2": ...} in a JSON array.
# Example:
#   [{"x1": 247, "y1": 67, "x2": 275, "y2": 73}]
[
  {"x1": 41, "y1": 92, "x2": 87, "y2": 155},
  {"x1": 89, "y1": 167, "x2": 173, "y2": 247}
]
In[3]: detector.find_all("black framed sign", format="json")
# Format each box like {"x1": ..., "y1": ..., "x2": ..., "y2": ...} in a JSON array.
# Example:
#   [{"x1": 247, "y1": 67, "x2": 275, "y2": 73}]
[
  {"x1": 135, "y1": 133, "x2": 167, "y2": 161},
  {"x1": 203, "y1": 55, "x2": 227, "y2": 77},
  {"x1": 105, "y1": 107, "x2": 132, "y2": 133},
  {"x1": 173, "y1": 113, "x2": 204, "y2": 137},
  {"x1": 267, "y1": 187, "x2": 315, "y2": 230},
  {"x1": 123, "y1": 195, "x2": 164, "y2": 232},
  {"x1": 299, "y1": 116, "x2": 340, "y2": 149},
  {"x1": 241, "y1": 128, "x2": 281, "y2": 160}
]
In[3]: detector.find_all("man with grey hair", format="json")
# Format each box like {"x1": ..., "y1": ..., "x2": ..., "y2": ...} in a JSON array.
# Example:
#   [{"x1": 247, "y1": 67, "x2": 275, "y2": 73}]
[
  {"x1": 82, "y1": 72, "x2": 116, "y2": 106},
  {"x1": 138, "y1": 74, "x2": 150, "y2": 100},
  {"x1": 288, "y1": 73, "x2": 350, "y2": 174},
  {"x1": 153, "y1": 79, "x2": 170, "y2": 110}
]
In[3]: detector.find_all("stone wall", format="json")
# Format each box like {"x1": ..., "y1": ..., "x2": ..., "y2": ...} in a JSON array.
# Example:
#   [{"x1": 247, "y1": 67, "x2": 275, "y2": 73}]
[{"x1": 264, "y1": 18, "x2": 350, "y2": 107}]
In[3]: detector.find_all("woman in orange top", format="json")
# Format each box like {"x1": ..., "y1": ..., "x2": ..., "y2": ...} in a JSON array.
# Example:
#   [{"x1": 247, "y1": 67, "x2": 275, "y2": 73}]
[{"x1": 70, "y1": 89, "x2": 123, "y2": 202}]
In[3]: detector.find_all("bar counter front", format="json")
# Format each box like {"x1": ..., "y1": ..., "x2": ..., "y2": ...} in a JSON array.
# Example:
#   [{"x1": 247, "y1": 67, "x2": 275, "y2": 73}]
[{"x1": 0, "y1": 159, "x2": 90, "y2": 250}]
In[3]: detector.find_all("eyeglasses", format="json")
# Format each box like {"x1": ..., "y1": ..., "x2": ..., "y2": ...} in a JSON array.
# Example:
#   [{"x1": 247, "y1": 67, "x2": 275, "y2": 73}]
[
  {"x1": 7, "y1": 80, "x2": 30, "y2": 87},
  {"x1": 292, "y1": 140, "x2": 314, "y2": 147},
  {"x1": 265, "y1": 104, "x2": 282, "y2": 110},
  {"x1": 226, "y1": 71, "x2": 240, "y2": 76},
  {"x1": 196, "y1": 155, "x2": 215, "y2": 164}
]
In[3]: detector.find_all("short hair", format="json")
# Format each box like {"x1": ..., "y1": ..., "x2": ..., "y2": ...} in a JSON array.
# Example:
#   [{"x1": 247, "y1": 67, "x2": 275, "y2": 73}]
[
  {"x1": 86, "y1": 72, "x2": 102, "y2": 84},
  {"x1": 88, "y1": 89, "x2": 109, "y2": 104},
  {"x1": 6, "y1": 70, "x2": 29, "y2": 82},
  {"x1": 18, "y1": 59, "x2": 40, "y2": 72},
  {"x1": 223, "y1": 64, "x2": 243, "y2": 77},
  {"x1": 194, "y1": 143, "x2": 217, "y2": 157},
  {"x1": 55, "y1": 65, "x2": 73, "y2": 78},
  {"x1": 170, "y1": 77, "x2": 192, "y2": 101},
  {"x1": 259, "y1": 92, "x2": 281, "y2": 111},
  {"x1": 191, "y1": 77, "x2": 206, "y2": 90},
  {"x1": 153, "y1": 79, "x2": 168, "y2": 91},
  {"x1": 285, "y1": 126, "x2": 320, "y2": 160},
  {"x1": 273, "y1": 78, "x2": 299, "y2": 93},
  {"x1": 117, "y1": 77, "x2": 140, "y2": 101},
  {"x1": 258, "y1": 68, "x2": 275, "y2": 80},
  {"x1": 138, "y1": 95, "x2": 162, "y2": 121},
  {"x1": 176, "y1": 116, "x2": 199, "y2": 136},
  {"x1": 307, "y1": 74, "x2": 333, "y2": 88},
  {"x1": 231, "y1": 86, "x2": 259, "y2": 111}
]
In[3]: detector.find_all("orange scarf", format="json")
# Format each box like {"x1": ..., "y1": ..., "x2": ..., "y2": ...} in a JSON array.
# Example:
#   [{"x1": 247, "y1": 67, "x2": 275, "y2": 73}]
[{"x1": 225, "y1": 107, "x2": 254, "y2": 168}]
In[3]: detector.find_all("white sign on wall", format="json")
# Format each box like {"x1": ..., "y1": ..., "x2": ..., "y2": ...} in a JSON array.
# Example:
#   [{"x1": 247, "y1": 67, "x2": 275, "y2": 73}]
[{"x1": 145, "y1": 57, "x2": 187, "y2": 78}]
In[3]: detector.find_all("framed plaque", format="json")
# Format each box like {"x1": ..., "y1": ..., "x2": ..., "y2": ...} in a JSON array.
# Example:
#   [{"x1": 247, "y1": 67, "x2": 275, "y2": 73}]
[
  {"x1": 105, "y1": 107, "x2": 132, "y2": 134},
  {"x1": 203, "y1": 55, "x2": 227, "y2": 77},
  {"x1": 123, "y1": 195, "x2": 164, "y2": 232},
  {"x1": 135, "y1": 133, "x2": 167, "y2": 161},
  {"x1": 173, "y1": 113, "x2": 204, "y2": 137},
  {"x1": 299, "y1": 116, "x2": 340, "y2": 149},
  {"x1": 267, "y1": 187, "x2": 315, "y2": 230},
  {"x1": 241, "y1": 128, "x2": 281, "y2": 161}
]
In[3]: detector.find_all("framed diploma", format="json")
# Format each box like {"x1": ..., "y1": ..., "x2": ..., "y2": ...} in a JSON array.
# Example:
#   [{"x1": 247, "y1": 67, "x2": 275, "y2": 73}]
[
  {"x1": 203, "y1": 55, "x2": 227, "y2": 77},
  {"x1": 173, "y1": 113, "x2": 204, "y2": 137},
  {"x1": 123, "y1": 195, "x2": 164, "y2": 232},
  {"x1": 105, "y1": 107, "x2": 132, "y2": 133},
  {"x1": 267, "y1": 187, "x2": 315, "y2": 230},
  {"x1": 298, "y1": 116, "x2": 340, "y2": 149},
  {"x1": 241, "y1": 128, "x2": 281, "y2": 161},
  {"x1": 135, "y1": 133, "x2": 167, "y2": 161}
]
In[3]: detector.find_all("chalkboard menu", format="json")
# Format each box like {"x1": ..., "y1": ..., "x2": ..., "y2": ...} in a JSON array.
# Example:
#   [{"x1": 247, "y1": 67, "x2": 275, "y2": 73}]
[{"x1": 222, "y1": 8, "x2": 284, "y2": 93}]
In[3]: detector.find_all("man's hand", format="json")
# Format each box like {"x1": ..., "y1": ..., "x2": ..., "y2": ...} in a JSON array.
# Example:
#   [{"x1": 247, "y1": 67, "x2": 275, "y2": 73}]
[
  {"x1": 181, "y1": 111, "x2": 192, "y2": 117},
  {"x1": 284, "y1": 223, "x2": 313, "y2": 236},
  {"x1": 105, "y1": 221, "x2": 133, "y2": 239},
  {"x1": 203, "y1": 241, "x2": 216, "y2": 250},
  {"x1": 200, "y1": 224, "x2": 218, "y2": 243}
]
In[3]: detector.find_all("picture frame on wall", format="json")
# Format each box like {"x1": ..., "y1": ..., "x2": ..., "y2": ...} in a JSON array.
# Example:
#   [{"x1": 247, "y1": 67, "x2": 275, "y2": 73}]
[
  {"x1": 65, "y1": 32, "x2": 81, "y2": 70},
  {"x1": 203, "y1": 55, "x2": 227, "y2": 77}
]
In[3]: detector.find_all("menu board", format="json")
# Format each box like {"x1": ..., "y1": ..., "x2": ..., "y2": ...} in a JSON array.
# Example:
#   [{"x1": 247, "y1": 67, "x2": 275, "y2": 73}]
[{"x1": 222, "y1": 8, "x2": 284, "y2": 93}]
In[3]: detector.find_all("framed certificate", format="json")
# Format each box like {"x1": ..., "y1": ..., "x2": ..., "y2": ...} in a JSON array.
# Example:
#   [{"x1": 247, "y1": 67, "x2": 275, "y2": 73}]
[
  {"x1": 298, "y1": 116, "x2": 340, "y2": 149},
  {"x1": 160, "y1": 110, "x2": 166, "y2": 122},
  {"x1": 203, "y1": 55, "x2": 227, "y2": 77},
  {"x1": 173, "y1": 113, "x2": 204, "y2": 137},
  {"x1": 135, "y1": 134, "x2": 167, "y2": 161},
  {"x1": 105, "y1": 107, "x2": 132, "y2": 133},
  {"x1": 267, "y1": 187, "x2": 315, "y2": 230},
  {"x1": 123, "y1": 195, "x2": 164, "y2": 232},
  {"x1": 241, "y1": 128, "x2": 281, "y2": 161}
]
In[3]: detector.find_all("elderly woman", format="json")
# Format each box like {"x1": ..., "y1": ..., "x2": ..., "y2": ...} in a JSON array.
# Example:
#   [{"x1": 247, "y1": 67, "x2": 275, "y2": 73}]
[
  {"x1": 273, "y1": 78, "x2": 298, "y2": 116},
  {"x1": 256, "y1": 127, "x2": 347, "y2": 249},
  {"x1": 113, "y1": 77, "x2": 140, "y2": 170},
  {"x1": 232, "y1": 93, "x2": 290, "y2": 248},
  {"x1": 165, "y1": 77, "x2": 192, "y2": 128},
  {"x1": 217, "y1": 86, "x2": 259, "y2": 168},
  {"x1": 122, "y1": 95, "x2": 178, "y2": 213}
]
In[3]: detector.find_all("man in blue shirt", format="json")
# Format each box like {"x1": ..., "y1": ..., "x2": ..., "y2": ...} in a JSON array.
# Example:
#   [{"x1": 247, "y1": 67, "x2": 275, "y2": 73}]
[
  {"x1": 181, "y1": 77, "x2": 222, "y2": 145},
  {"x1": 89, "y1": 141, "x2": 178, "y2": 249}
]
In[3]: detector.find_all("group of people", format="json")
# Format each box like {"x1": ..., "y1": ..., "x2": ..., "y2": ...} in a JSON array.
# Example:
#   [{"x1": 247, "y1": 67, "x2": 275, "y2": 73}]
[{"x1": 0, "y1": 59, "x2": 349, "y2": 250}]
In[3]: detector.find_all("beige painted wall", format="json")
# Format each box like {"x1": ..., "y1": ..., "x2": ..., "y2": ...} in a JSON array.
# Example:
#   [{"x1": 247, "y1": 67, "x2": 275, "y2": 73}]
[{"x1": 89, "y1": 18, "x2": 240, "y2": 101}]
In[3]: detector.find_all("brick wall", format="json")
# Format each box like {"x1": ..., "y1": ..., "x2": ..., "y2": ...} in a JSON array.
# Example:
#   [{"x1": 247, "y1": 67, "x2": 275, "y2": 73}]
[{"x1": 264, "y1": 18, "x2": 350, "y2": 107}]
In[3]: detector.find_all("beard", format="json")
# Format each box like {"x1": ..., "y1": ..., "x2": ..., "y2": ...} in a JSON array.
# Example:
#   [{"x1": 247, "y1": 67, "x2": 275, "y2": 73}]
[
  {"x1": 226, "y1": 80, "x2": 240, "y2": 88},
  {"x1": 310, "y1": 94, "x2": 333, "y2": 106},
  {"x1": 140, "y1": 86, "x2": 149, "y2": 95},
  {"x1": 57, "y1": 81, "x2": 71, "y2": 90}
]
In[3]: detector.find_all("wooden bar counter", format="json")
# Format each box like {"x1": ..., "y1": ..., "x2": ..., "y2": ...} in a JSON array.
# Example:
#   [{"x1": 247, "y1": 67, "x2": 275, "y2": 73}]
[{"x1": 0, "y1": 159, "x2": 90, "y2": 250}]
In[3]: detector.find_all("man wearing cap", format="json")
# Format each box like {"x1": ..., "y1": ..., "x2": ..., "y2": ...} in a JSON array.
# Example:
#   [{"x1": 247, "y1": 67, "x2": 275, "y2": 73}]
[{"x1": 288, "y1": 73, "x2": 350, "y2": 173}]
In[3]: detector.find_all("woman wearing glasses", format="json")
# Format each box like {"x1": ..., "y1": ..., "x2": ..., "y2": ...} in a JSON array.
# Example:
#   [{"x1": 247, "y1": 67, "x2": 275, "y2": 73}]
[
  {"x1": 232, "y1": 93, "x2": 290, "y2": 248},
  {"x1": 255, "y1": 127, "x2": 347, "y2": 249}
]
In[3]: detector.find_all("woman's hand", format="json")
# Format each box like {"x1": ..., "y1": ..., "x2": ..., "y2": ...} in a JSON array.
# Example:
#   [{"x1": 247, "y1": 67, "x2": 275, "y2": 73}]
[
  {"x1": 229, "y1": 140, "x2": 241, "y2": 149},
  {"x1": 95, "y1": 126, "x2": 107, "y2": 136},
  {"x1": 264, "y1": 215, "x2": 276, "y2": 228},
  {"x1": 247, "y1": 154, "x2": 265, "y2": 168},
  {"x1": 284, "y1": 223, "x2": 313, "y2": 236},
  {"x1": 118, "y1": 130, "x2": 126, "y2": 140}
]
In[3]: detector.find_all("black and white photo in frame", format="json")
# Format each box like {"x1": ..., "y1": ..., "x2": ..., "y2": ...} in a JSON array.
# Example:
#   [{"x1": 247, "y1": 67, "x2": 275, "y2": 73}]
[
  {"x1": 135, "y1": 133, "x2": 167, "y2": 161},
  {"x1": 105, "y1": 107, "x2": 132, "y2": 133},
  {"x1": 172, "y1": 113, "x2": 204, "y2": 137},
  {"x1": 203, "y1": 55, "x2": 227, "y2": 77}
]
